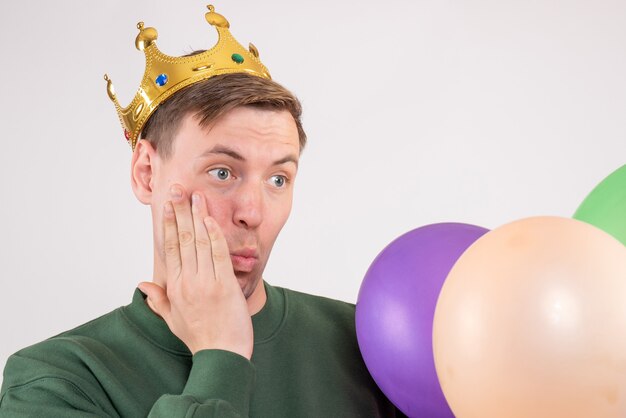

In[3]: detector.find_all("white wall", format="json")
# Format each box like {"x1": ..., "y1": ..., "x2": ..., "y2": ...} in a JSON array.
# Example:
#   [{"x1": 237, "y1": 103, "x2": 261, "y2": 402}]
[{"x1": 1, "y1": 0, "x2": 624, "y2": 385}]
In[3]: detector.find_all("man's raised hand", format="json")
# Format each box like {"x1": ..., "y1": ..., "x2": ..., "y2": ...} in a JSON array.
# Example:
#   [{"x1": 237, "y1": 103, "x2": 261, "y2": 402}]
[{"x1": 138, "y1": 184, "x2": 253, "y2": 359}]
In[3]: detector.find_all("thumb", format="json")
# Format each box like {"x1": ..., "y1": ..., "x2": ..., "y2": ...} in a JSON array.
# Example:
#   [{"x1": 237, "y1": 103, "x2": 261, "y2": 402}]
[{"x1": 137, "y1": 282, "x2": 170, "y2": 318}]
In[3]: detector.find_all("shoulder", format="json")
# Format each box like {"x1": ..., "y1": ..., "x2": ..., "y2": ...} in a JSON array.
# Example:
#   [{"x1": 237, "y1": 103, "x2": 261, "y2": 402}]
[
  {"x1": 283, "y1": 286, "x2": 354, "y2": 314},
  {"x1": 0, "y1": 311, "x2": 125, "y2": 415},
  {"x1": 1, "y1": 306, "x2": 126, "y2": 394},
  {"x1": 277, "y1": 286, "x2": 357, "y2": 336}
]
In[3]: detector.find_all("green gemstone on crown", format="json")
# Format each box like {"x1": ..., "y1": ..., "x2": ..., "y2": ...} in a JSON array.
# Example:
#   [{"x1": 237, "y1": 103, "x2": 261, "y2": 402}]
[{"x1": 231, "y1": 53, "x2": 244, "y2": 64}]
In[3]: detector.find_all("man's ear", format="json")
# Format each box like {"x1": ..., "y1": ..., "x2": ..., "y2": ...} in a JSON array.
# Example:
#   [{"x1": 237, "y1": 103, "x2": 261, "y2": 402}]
[{"x1": 131, "y1": 139, "x2": 158, "y2": 205}]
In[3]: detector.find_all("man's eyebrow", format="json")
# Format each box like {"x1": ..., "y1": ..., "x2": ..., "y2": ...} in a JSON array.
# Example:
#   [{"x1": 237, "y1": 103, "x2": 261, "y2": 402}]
[
  {"x1": 197, "y1": 145, "x2": 245, "y2": 161},
  {"x1": 197, "y1": 144, "x2": 299, "y2": 168},
  {"x1": 273, "y1": 154, "x2": 299, "y2": 168}
]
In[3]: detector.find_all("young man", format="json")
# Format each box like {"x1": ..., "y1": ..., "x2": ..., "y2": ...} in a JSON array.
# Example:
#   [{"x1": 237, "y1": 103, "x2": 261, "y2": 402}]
[{"x1": 0, "y1": 5, "x2": 404, "y2": 417}]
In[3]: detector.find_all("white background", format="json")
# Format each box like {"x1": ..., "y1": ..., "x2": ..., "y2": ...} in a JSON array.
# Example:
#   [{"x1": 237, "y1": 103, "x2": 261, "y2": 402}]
[{"x1": 1, "y1": 0, "x2": 624, "y2": 386}]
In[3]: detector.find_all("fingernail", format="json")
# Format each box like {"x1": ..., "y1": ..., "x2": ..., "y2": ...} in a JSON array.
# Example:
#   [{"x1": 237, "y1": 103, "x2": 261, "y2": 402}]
[
  {"x1": 170, "y1": 185, "x2": 182, "y2": 199},
  {"x1": 192, "y1": 193, "x2": 200, "y2": 206}
]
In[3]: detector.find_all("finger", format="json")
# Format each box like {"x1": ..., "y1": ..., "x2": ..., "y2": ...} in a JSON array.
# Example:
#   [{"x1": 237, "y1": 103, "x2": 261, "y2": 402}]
[
  {"x1": 137, "y1": 282, "x2": 170, "y2": 319},
  {"x1": 204, "y1": 216, "x2": 235, "y2": 282},
  {"x1": 191, "y1": 192, "x2": 215, "y2": 279},
  {"x1": 170, "y1": 185, "x2": 198, "y2": 274},
  {"x1": 163, "y1": 200, "x2": 182, "y2": 281}
]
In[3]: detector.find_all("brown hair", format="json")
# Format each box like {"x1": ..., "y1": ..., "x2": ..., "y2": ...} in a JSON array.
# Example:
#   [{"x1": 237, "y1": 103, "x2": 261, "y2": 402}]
[{"x1": 141, "y1": 72, "x2": 306, "y2": 160}]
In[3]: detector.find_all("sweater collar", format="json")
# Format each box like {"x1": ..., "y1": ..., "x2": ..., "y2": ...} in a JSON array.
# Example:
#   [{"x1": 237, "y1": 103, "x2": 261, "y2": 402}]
[{"x1": 122, "y1": 280, "x2": 286, "y2": 355}]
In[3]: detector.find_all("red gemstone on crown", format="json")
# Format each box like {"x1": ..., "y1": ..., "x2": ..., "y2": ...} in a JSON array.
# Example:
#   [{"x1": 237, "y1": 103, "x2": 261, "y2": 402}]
[{"x1": 124, "y1": 129, "x2": 131, "y2": 140}]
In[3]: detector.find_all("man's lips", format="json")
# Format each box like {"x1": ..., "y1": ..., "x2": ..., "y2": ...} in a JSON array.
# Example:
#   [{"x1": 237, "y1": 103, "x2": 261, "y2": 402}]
[{"x1": 230, "y1": 248, "x2": 259, "y2": 272}]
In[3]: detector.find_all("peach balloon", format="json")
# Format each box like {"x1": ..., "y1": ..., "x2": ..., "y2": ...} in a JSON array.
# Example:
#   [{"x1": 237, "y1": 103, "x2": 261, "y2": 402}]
[{"x1": 433, "y1": 216, "x2": 626, "y2": 418}]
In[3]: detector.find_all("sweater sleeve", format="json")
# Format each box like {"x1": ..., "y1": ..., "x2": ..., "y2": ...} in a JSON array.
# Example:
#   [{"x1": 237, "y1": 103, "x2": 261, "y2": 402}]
[
  {"x1": 1, "y1": 349, "x2": 256, "y2": 418},
  {"x1": 148, "y1": 349, "x2": 256, "y2": 417}
]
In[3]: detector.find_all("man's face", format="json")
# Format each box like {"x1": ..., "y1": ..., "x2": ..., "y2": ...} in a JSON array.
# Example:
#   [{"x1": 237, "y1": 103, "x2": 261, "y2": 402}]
[{"x1": 149, "y1": 106, "x2": 300, "y2": 298}]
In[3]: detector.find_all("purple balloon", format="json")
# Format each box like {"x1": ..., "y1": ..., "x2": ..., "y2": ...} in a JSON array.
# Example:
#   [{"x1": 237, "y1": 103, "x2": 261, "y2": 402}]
[{"x1": 356, "y1": 223, "x2": 489, "y2": 418}]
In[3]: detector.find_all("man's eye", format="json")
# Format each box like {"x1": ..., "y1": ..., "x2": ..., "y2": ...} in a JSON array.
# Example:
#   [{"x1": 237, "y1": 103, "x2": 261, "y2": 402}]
[
  {"x1": 270, "y1": 175, "x2": 287, "y2": 188},
  {"x1": 208, "y1": 168, "x2": 231, "y2": 181}
]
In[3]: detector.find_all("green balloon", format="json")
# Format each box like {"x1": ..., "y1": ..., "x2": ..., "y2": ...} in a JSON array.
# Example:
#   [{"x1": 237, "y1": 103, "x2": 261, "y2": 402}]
[{"x1": 574, "y1": 165, "x2": 626, "y2": 246}]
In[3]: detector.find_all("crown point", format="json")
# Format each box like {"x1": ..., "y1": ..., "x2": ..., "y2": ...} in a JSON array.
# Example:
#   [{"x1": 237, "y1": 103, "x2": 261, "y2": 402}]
[
  {"x1": 135, "y1": 25, "x2": 158, "y2": 51},
  {"x1": 104, "y1": 74, "x2": 116, "y2": 101},
  {"x1": 248, "y1": 43, "x2": 259, "y2": 58},
  {"x1": 205, "y1": 5, "x2": 230, "y2": 28}
]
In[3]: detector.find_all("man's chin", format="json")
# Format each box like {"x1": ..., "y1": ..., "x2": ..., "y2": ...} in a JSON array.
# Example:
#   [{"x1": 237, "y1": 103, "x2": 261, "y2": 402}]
[{"x1": 235, "y1": 272, "x2": 262, "y2": 299}]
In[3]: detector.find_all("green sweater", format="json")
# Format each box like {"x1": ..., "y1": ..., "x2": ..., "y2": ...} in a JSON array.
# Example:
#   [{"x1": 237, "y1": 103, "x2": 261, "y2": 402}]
[{"x1": 1, "y1": 282, "x2": 402, "y2": 417}]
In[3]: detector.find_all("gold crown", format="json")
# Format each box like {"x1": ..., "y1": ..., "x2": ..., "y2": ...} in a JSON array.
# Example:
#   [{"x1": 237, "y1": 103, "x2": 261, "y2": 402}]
[{"x1": 105, "y1": 5, "x2": 271, "y2": 151}]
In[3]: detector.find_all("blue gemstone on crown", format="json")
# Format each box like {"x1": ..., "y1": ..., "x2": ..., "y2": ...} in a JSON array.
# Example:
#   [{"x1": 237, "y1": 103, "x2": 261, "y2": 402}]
[
  {"x1": 231, "y1": 53, "x2": 244, "y2": 64},
  {"x1": 155, "y1": 73, "x2": 168, "y2": 86}
]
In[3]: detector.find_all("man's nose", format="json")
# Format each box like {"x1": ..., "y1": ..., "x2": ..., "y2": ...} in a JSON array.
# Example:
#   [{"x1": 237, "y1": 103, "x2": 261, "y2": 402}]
[{"x1": 232, "y1": 180, "x2": 263, "y2": 229}]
